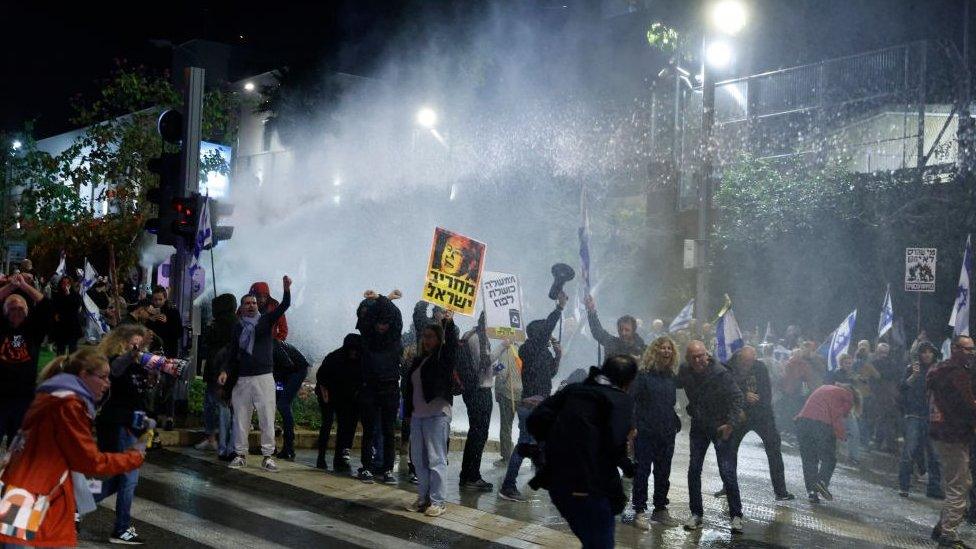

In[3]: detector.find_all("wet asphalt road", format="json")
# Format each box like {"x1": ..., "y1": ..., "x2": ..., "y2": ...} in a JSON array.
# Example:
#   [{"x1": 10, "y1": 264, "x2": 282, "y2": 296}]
[{"x1": 78, "y1": 430, "x2": 965, "y2": 548}]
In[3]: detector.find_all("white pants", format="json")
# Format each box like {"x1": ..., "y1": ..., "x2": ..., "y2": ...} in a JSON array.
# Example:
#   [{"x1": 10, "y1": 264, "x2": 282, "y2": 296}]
[{"x1": 231, "y1": 373, "x2": 277, "y2": 457}]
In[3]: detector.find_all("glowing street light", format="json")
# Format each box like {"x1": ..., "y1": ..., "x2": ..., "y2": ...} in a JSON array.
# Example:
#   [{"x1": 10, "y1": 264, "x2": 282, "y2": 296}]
[
  {"x1": 710, "y1": 0, "x2": 747, "y2": 35},
  {"x1": 705, "y1": 41, "x2": 733, "y2": 68},
  {"x1": 11, "y1": 140, "x2": 22, "y2": 151},
  {"x1": 416, "y1": 107, "x2": 438, "y2": 129},
  {"x1": 243, "y1": 82, "x2": 255, "y2": 92}
]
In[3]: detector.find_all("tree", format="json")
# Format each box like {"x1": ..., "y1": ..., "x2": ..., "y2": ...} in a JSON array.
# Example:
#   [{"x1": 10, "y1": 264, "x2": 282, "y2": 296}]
[{"x1": 7, "y1": 63, "x2": 241, "y2": 272}]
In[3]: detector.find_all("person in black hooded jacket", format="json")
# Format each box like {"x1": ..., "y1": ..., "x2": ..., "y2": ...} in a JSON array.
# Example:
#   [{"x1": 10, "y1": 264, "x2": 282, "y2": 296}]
[
  {"x1": 316, "y1": 333, "x2": 363, "y2": 471},
  {"x1": 526, "y1": 355, "x2": 638, "y2": 549},
  {"x1": 196, "y1": 293, "x2": 237, "y2": 455},
  {"x1": 273, "y1": 339, "x2": 310, "y2": 460},
  {"x1": 498, "y1": 291, "x2": 566, "y2": 502},
  {"x1": 355, "y1": 293, "x2": 403, "y2": 484}
]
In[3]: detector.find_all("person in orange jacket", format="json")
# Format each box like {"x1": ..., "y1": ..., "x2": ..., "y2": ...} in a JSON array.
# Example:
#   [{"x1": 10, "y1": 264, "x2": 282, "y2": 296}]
[
  {"x1": 0, "y1": 348, "x2": 144, "y2": 548},
  {"x1": 249, "y1": 282, "x2": 288, "y2": 341}
]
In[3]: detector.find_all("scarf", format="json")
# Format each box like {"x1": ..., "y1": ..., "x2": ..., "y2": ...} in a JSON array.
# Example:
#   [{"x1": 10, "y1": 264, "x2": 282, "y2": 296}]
[{"x1": 239, "y1": 315, "x2": 259, "y2": 354}]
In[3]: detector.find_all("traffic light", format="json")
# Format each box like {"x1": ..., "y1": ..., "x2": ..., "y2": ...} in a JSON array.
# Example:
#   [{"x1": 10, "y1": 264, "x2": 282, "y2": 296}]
[
  {"x1": 171, "y1": 195, "x2": 198, "y2": 239},
  {"x1": 145, "y1": 109, "x2": 185, "y2": 246},
  {"x1": 207, "y1": 199, "x2": 234, "y2": 249}
]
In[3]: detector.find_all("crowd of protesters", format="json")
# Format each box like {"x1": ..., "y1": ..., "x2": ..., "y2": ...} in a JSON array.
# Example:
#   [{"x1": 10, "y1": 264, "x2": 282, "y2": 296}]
[{"x1": 5, "y1": 257, "x2": 976, "y2": 549}]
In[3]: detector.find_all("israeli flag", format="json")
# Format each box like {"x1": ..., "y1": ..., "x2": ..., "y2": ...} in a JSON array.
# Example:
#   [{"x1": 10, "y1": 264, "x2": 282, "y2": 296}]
[
  {"x1": 80, "y1": 260, "x2": 107, "y2": 337},
  {"x1": 578, "y1": 191, "x2": 593, "y2": 294},
  {"x1": 55, "y1": 251, "x2": 66, "y2": 277},
  {"x1": 715, "y1": 308, "x2": 744, "y2": 363},
  {"x1": 669, "y1": 299, "x2": 695, "y2": 333},
  {"x1": 81, "y1": 259, "x2": 98, "y2": 293},
  {"x1": 827, "y1": 309, "x2": 858, "y2": 372},
  {"x1": 949, "y1": 234, "x2": 972, "y2": 337},
  {"x1": 188, "y1": 197, "x2": 213, "y2": 299},
  {"x1": 878, "y1": 286, "x2": 893, "y2": 339}
]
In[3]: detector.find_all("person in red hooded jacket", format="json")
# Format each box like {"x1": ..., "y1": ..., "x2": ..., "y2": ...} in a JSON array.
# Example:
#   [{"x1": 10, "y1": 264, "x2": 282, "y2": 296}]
[
  {"x1": 0, "y1": 348, "x2": 143, "y2": 548},
  {"x1": 249, "y1": 282, "x2": 288, "y2": 341}
]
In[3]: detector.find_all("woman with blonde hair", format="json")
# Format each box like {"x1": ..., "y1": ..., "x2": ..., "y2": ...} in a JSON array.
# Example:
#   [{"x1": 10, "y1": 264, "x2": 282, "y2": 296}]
[
  {"x1": 628, "y1": 336, "x2": 682, "y2": 529},
  {"x1": 0, "y1": 349, "x2": 143, "y2": 548}
]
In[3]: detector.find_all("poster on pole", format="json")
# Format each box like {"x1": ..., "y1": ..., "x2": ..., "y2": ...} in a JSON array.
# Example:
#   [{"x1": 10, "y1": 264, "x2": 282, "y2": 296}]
[
  {"x1": 481, "y1": 271, "x2": 526, "y2": 342},
  {"x1": 422, "y1": 227, "x2": 487, "y2": 316},
  {"x1": 905, "y1": 248, "x2": 937, "y2": 292}
]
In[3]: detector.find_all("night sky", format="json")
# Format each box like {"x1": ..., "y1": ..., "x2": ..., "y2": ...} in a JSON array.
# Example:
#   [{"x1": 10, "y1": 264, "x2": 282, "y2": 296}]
[{"x1": 3, "y1": 0, "x2": 968, "y2": 138}]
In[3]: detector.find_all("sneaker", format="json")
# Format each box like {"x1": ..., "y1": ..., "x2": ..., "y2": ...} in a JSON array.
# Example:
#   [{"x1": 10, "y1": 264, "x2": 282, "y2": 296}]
[
  {"x1": 730, "y1": 516, "x2": 744, "y2": 534},
  {"x1": 683, "y1": 515, "x2": 703, "y2": 531},
  {"x1": 109, "y1": 526, "x2": 145, "y2": 545},
  {"x1": 460, "y1": 478, "x2": 495, "y2": 492},
  {"x1": 261, "y1": 456, "x2": 279, "y2": 473},
  {"x1": 815, "y1": 481, "x2": 833, "y2": 501},
  {"x1": 498, "y1": 487, "x2": 528, "y2": 502},
  {"x1": 808, "y1": 491, "x2": 820, "y2": 504},
  {"x1": 333, "y1": 461, "x2": 352, "y2": 473},
  {"x1": 650, "y1": 508, "x2": 678, "y2": 527},
  {"x1": 714, "y1": 488, "x2": 726, "y2": 498},
  {"x1": 276, "y1": 449, "x2": 296, "y2": 461},
  {"x1": 424, "y1": 503, "x2": 447, "y2": 517},
  {"x1": 899, "y1": 490, "x2": 909, "y2": 498},
  {"x1": 775, "y1": 492, "x2": 795, "y2": 501},
  {"x1": 315, "y1": 459, "x2": 328, "y2": 470},
  {"x1": 409, "y1": 473, "x2": 419, "y2": 484},
  {"x1": 194, "y1": 439, "x2": 217, "y2": 452},
  {"x1": 229, "y1": 455, "x2": 247, "y2": 469},
  {"x1": 381, "y1": 471, "x2": 397, "y2": 485},
  {"x1": 357, "y1": 469, "x2": 375, "y2": 483},
  {"x1": 405, "y1": 497, "x2": 429, "y2": 513},
  {"x1": 632, "y1": 512, "x2": 651, "y2": 531}
]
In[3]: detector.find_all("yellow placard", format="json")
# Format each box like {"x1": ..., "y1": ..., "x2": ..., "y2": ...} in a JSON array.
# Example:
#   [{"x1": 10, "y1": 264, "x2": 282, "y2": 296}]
[{"x1": 422, "y1": 227, "x2": 487, "y2": 316}]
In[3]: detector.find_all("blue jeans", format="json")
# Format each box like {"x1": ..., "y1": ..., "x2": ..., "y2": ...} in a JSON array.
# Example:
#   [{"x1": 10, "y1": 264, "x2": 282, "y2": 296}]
[
  {"x1": 410, "y1": 414, "x2": 451, "y2": 505},
  {"x1": 688, "y1": 428, "x2": 741, "y2": 518},
  {"x1": 844, "y1": 416, "x2": 861, "y2": 461},
  {"x1": 95, "y1": 425, "x2": 139, "y2": 534},
  {"x1": 203, "y1": 381, "x2": 221, "y2": 434},
  {"x1": 502, "y1": 404, "x2": 534, "y2": 491},
  {"x1": 275, "y1": 369, "x2": 306, "y2": 453},
  {"x1": 550, "y1": 492, "x2": 615, "y2": 549},
  {"x1": 899, "y1": 416, "x2": 942, "y2": 494},
  {"x1": 218, "y1": 400, "x2": 234, "y2": 455}
]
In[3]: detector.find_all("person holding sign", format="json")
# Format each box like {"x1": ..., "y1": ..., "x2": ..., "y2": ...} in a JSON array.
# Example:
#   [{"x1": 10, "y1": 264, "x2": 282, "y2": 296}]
[{"x1": 423, "y1": 228, "x2": 486, "y2": 316}]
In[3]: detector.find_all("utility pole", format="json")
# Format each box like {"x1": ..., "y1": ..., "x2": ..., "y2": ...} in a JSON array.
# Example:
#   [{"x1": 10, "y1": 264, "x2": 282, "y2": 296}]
[
  {"x1": 696, "y1": 40, "x2": 716, "y2": 323},
  {"x1": 960, "y1": 0, "x2": 974, "y2": 175}
]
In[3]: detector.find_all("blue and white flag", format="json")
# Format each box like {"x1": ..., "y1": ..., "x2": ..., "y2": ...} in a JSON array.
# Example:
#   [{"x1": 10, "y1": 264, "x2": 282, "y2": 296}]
[
  {"x1": 827, "y1": 309, "x2": 858, "y2": 372},
  {"x1": 669, "y1": 299, "x2": 695, "y2": 333},
  {"x1": 763, "y1": 321, "x2": 774, "y2": 343},
  {"x1": 715, "y1": 308, "x2": 744, "y2": 363},
  {"x1": 81, "y1": 259, "x2": 98, "y2": 293},
  {"x1": 878, "y1": 285, "x2": 893, "y2": 339},
  {"x1": 578, "y1": 190, "x2": 592, "y2": 294},
  {"x1": 55, "y1": 251, "x2": 66, "y2": 277},
  {"x1": 949, "y1": 234, "x2": 972, "y2": 337},
  {"x1": 188, "y1": 197, "x2": 213, "y2": 299},
  {"x1": 80, "y1": 260, "x2": 107, "y2": 337}
]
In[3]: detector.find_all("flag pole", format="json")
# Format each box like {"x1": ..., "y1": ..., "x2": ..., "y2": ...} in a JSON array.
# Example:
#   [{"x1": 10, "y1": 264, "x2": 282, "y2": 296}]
[{"x1": 209, "y1": 246, "x2": 218, "y2": 296}]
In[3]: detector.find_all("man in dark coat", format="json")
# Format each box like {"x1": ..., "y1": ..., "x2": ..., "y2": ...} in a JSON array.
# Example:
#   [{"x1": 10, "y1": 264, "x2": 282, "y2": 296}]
[
  {"x1": 584, "y1": 294, "x2": 646, "y2": 358},
  {"x1": 678, "y1": 340, "x2": 745, "y2": 533},
  {"x1": 526, "y1": 355, "x2": 638, "y2": 549},
  {"x1": 725, "y1": 346, "x2": 793, "y2": 501},
  {"x1": 316, "y1": 333, "x2": 363, "y2": 471}
]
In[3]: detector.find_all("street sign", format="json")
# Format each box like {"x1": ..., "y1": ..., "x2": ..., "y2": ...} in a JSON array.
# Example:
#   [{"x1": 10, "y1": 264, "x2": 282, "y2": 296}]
[
  {"x1": 905, "y1": 247, "x2": 937, "y2": 292},
  {"x1": 5, "y1": 241, "x2": 27, "y2": 263},
  {"x1": 683, "y1": 239, "x2": 697, "y2": 269}
]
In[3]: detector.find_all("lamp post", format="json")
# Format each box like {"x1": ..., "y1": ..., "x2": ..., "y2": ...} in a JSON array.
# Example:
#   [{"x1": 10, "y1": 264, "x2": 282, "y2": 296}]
[{"x1": 695, "y1": 0, "x2": 746, "y2": 323}]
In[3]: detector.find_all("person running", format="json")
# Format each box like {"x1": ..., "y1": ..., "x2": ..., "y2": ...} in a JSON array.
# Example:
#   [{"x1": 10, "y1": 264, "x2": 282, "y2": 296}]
[
  {"x1": 525, "y1": 355, "x2": 639, "y2": 549},
  {"x1": 403, "y1": 310, "x2": 458, "y2": 517},
  {"x1": 0, "y1": 349, "x2": 144, "y2": 548},
  {"x1": 629, "y1": 336, "x2": 681, "y2": 529},
  {"x1": 794, "y1": 383, "x2": 861, "y2": 504}
]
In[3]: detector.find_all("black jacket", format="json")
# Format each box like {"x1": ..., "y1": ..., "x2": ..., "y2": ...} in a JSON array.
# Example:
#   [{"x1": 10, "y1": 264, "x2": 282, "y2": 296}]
[
  {"x1": 144, "y1": 302, "x2": 182, "y2": 358},
  {"x1": 519, "y1": 306, "x2": 563, "y2": 399},
  {"x1": 402, "y1": 319, "x2": 458, "y2": 419},
  {"x1": 900, "y1": 361, "x2": 937, "y2": 418},
  {"x1": 630, "y1": 369, "x2": 681, "y2": 437},
  {"x1": 225, "y1": 291, "x2": 290, "y2": 377},
  {"x1": 729, "y1": 358, "x2": 774, "y2": 422},
  {"x1": 202, "y1": 294, "x2": 237, "y2": 383},
  {"x1": 273, "y1": 340, "x2": 311, "y2": 381},
  {"x1": 677, "y1": 358, "x2": 745, "y2": 437},
  {"x1": 526, "y1": 368, "x2": 635, "y2": 515},
  {"x1": 50, "y1": 290, "x2": 83, "y2": 341},
  {"x1": 587, "y1": 311, "x2": 646, "y2": 358},
  {"x1": 317, "y1": 334, "x2": 363, "y2": 402},
  {"x1": 358, "y1": 296, "x2": 403, "y2": 388}
]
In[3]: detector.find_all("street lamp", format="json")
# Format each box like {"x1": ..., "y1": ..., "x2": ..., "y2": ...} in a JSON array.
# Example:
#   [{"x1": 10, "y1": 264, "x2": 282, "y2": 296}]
[
  {"x1": 243, "y1": 82, "x2": 255, "y2": 92},
  {"x1": 696, "y1": 0, "x2": 747, "y2": 323},
  {"x1": 416, "y1": 107, "x2": 438, "y2": 129},
  {"x1": 11, "y1": 140, "x2": 22, "y2": 151}
]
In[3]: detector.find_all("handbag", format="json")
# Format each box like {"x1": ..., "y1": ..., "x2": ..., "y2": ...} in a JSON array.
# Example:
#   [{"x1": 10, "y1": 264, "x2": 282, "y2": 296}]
[{"x1": 0, "y1": 467, "x2": 69, "y2": 542}]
